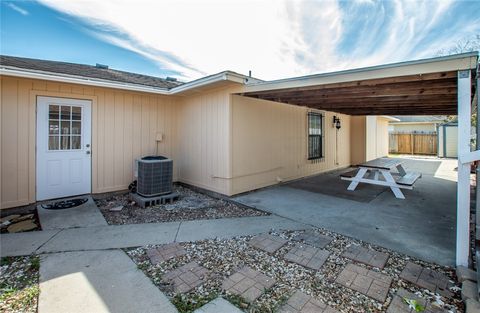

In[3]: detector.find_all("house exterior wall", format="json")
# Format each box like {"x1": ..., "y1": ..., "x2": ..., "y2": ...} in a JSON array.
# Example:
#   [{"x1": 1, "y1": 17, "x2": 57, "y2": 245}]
[
  {"x1": 1, "y1": 75, "x2": 379, "y2": 208},
  {"x1": 350, "y1": 116, "x2": 366, "y2": 164},
  {"x1": 390, "y1": 123, "x2": 437, "y2": 133},
  {"x1": 175, "y1": 86, "x2": 236, "y2": 195},
  {"x1": 365, "y1": 116, "x2": 389, "y2": 161},
  {"x1": 230, "y1": 95, "x2": 351, "y2": 195},
  {"x1": 1, "y1": 75, "x2": 179, "y2": 209}
]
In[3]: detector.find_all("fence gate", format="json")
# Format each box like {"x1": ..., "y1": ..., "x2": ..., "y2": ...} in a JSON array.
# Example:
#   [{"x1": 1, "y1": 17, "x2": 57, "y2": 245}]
[{"x1": 389, "y1": 132, "x2": 438, "y2": 155}]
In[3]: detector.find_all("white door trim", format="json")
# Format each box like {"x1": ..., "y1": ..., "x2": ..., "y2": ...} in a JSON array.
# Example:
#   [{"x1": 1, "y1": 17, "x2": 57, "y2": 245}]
[{"x1": 36, "y1": 96, "x2": 92, "y2": 200}]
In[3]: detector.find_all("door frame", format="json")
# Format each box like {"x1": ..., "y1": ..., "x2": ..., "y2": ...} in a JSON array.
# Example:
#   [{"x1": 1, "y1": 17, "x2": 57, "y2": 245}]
[{"x1": 34, "y1": 93, "x2": 96, "y2": 201}]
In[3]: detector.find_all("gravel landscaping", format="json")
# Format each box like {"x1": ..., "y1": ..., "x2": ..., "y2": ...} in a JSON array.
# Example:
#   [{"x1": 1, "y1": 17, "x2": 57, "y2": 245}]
[
  {"x1": 127, "y1": 227, "x2": 463, "y2": 313},
  {"x1": 0, "y1": 256, "x2": 40, "y2": 313},
  {"x1": 95, "y1": 185, "x2": 269, "y2": 225}
]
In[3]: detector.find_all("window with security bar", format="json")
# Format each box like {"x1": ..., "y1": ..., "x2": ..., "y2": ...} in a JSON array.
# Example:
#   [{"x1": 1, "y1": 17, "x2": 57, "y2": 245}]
[{"x1": 308, "y1": 112, "x2": 323, "y2": 160}]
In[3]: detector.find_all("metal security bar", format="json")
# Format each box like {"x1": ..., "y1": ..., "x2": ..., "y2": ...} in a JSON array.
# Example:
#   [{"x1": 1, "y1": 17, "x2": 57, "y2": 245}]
[{"x1": 308, "y1": 112, "x2": 323, "y2": 160}]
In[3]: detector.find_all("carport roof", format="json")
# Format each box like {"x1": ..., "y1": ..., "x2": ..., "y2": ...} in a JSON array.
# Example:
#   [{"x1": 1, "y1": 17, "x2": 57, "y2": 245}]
[{"x1": 240, "y1": 52, "x2": 479, "y2": 115}]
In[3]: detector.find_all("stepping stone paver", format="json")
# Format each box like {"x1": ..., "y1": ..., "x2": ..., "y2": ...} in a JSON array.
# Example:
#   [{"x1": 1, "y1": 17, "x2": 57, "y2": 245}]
[
  {"x1": 342, "y1": 244, "x2": 389, "y2": 269},
  {"x1": 336, "y1": 263, "x2": 392, "y2": 302},
  {"x1": 222, "y1": 266, "x2": 276, "y2": 302},
  {"x1": 162, "y1": 261, "x2": 209, "y2": 293},
  {"x1": 278, "y1": 290, "x2": 340, "y2": 313},
  {"x1": 387, "y1": 288, "x2": 447, "y2": 313},
  {"x1": 293, "y1": 230, "x2": 333, "y2": 248},
  {"x1": 248, "y1": 234, "x2": 287, "y2": 253},
  {"x1": 146, "y1": 243, "x2": 186, "y2": 264},
  {"x1": 400, "y1": 262, "x2": 453, "y2": 298},
  {"x1": 284, "y1": 243, "x2": 330, "y2": 270}
]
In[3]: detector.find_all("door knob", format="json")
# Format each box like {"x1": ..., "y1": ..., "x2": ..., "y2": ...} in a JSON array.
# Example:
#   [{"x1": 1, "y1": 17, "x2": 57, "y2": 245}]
[{"x1": 86, "y1": 151, "x2": 91, "y2": 155}]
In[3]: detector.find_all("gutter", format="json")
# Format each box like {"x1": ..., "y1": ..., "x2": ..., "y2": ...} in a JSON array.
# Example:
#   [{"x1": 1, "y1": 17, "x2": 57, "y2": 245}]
[{"x1": 0, "y1": 67, "x2": 250, "y2": 95}]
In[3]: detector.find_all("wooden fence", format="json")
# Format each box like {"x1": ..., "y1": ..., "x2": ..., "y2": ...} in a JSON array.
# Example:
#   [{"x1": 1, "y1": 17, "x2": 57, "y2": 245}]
[{"x1": 389, "y1": 132, "x2": 438, "y2": 155}]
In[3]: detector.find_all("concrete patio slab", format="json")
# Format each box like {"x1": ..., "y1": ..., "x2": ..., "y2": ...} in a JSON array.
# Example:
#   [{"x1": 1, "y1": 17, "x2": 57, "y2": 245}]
[
  {"x1": 37, "y1": 195, "x2": 107, "y2": 230},
  {"x1": 234, "y1": 158, "x2": 457, "y2": 266},
  {"x1": 38, "y1": 250, "x2": 177, "y2": 313}
]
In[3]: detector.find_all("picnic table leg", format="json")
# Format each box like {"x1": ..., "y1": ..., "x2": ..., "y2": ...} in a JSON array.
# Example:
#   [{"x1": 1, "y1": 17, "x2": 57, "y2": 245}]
[
  {"x1": 396, "y1": 164, "x2": 407, "y2": 177},
  {"x1": 347, "y1": 168, "x2": 369, "y2": 191},
  {"x1": 380, "y1": 170, "x2": 405, "y2": 199}
]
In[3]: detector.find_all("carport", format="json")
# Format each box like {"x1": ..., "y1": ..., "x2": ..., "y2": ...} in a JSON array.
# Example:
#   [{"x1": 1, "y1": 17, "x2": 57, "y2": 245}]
[{"x1": 238, "y1": 52, "x2": 479, "y2": 266}]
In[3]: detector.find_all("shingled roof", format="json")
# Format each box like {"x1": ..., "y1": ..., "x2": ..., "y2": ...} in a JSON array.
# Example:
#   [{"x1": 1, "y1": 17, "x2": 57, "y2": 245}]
[{"x1": 0, "y1": 55, "x2": 184, "y2": 89}]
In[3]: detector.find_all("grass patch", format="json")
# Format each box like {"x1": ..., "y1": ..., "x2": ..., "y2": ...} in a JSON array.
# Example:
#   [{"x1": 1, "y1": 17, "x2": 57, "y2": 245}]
[
  {"x1": 225, "y1": 293, "x2": 249, "y2": 310},
  {"x1": 172, "y1": 292, "x2": 218, "y2": 313}
]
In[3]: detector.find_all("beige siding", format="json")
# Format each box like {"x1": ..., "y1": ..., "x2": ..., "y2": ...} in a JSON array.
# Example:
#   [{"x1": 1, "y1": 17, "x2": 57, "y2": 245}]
[
  {"x1": 175, "y1": 87, "x2": 234, "y2": 195},
  {"x1": 230, "y1": 95, "x2": 351, "y2": 195},
  {"x1": 1, "y1": 75, "x2": 178, "y2": 209}
]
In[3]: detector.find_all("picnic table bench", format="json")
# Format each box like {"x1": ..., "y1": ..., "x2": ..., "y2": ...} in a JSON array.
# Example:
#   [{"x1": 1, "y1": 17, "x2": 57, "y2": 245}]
[{"x1": 340, "y1": 158, "x2": 421, "y2": 199}]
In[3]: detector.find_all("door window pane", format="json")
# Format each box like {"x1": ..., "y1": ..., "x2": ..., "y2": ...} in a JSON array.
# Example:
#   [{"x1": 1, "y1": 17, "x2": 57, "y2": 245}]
[
  {"x1": 61, "y1": 106, "x2": 71, "y2": 120},
  {"x1": 71, "y1": 136, "x2": 81, "y2": 149},
  {"x1": 72, "y1": 107, "x2": 81, "y2": 120},
  {"x1": 61, "y1": 121, "x2": 71, "y2": 134},
  {"x1": 49, "y1": 105, "x2": 59, "y2": 120},
  {"x1": 49, "y1": 121, "x2": 59, "y2": 134},
  {"x1": 71, "y1": 121, "x2": 81, "y2": 134},
  {"x1": 49, "y1": 136, "x2": 59, "y2": 150},
  {"x1": 60, "y1": 136, "x2": 71, "y2": 150}
]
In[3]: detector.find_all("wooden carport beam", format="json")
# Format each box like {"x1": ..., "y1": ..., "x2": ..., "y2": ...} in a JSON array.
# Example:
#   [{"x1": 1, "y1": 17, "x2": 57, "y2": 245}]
[{"x1": 239, "y1": 70, "x2": 469, "y2": 115}]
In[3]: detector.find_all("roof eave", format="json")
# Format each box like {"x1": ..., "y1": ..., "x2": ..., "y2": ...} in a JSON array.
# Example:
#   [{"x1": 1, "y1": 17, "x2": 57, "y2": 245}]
[
  {"x1": 0, "y1": 67, "x2": 250, "y2": 95},
  {"x1": 244, "y1": 52, "x2": 479, "y2": 93}
]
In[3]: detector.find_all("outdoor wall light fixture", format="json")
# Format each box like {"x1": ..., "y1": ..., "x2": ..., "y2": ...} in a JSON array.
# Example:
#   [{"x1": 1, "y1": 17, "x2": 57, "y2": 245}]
[{"x1": 333, "y1": 116, "x2": 341, "y2": 130}]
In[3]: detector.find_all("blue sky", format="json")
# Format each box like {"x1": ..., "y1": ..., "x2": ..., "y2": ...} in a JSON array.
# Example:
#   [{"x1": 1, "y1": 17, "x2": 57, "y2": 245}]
[{"x1": 1, "y1": 0, "x2": 480, "y2": 81}]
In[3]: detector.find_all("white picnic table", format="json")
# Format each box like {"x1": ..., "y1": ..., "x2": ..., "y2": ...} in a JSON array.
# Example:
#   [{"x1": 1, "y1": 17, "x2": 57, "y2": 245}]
[{"x1": 340, "y1": 158, "x2": 422, "y2": 199}]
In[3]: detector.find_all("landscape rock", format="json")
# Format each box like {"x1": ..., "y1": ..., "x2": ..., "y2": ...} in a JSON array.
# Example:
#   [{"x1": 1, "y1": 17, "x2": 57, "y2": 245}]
[
  {"x1": 7, "y1": 220, "x2": 37, "y2": 233},
  {"x1": 109, "y1": 206, "x2": 124, "y2": 212},
  {"x1": 12, "y1": 214, "x2": 34, "y2": 223},
  {"x1": 1, "y1": 214, "x2": 20, "y2": 223}
]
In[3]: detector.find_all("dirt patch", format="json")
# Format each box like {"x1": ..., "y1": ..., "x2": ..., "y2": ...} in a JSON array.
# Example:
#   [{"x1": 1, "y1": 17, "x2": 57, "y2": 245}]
[
  {"x1": 0, "y1": 256, "x2": 40, "y2": 313},
  {"x1": 95, "y1": 185, "x2": 269, "y2": 225}
]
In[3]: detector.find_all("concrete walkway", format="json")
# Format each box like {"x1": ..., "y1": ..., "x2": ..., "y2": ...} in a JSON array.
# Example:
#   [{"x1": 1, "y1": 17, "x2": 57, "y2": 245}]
[
  {"x1": 39, "y1": 250, "x2": 177, "y2": 313},
  {"x1": 1, "y1": 215, "x2": 308, "y2": 257},
  {"x1": 37, "y1": 196, "x2": 107, "y2": 230}
]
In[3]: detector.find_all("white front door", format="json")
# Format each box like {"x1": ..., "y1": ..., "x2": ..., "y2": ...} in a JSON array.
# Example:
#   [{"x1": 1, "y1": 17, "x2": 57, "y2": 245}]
[{"x1": 36, "y1": 97, "x2": 92, "y2": 200}]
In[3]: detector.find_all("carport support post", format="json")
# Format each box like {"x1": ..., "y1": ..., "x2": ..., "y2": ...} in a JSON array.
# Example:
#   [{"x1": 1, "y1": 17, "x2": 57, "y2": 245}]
[{"x1": 457, "y1": 69, "x2": 472, "y2": 266}]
